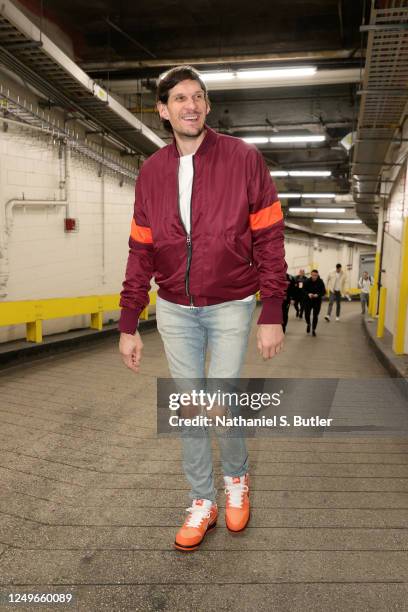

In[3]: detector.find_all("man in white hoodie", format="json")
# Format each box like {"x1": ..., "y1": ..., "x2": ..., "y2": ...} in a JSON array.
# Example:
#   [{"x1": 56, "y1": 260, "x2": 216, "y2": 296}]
[
  {"x1": 358, "y1": 271, "x2": 372, "y2": 315},
  {"x1": 324, "y1": 263, "x2": 349, "y2": 322}
]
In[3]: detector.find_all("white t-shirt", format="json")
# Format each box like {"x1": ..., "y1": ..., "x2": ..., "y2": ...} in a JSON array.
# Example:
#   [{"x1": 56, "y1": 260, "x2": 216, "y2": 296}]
[
  {"x1": 178, "y1": 154, "x2": 194, "y2": 235},
  {"x1": 334, "y1": 272, "x2": 342, "y2": 291},
  {"x1": 177, "y1": 153, "x2": 253, "y2": 306}
]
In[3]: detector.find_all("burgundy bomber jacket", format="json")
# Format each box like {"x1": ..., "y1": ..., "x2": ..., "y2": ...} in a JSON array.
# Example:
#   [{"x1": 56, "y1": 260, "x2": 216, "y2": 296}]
[{"x1": 119, "y1": 126, "x2": 288, "y2": 334}]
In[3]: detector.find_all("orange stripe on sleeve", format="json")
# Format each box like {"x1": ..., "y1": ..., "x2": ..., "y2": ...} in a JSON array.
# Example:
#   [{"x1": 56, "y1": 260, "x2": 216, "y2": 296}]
[
  {"x1": 249, "y1": 200, "x2": 283, "y2": 231},
  {"x1": 130, "y1": 218, "x2": 153, "y2": 243}
]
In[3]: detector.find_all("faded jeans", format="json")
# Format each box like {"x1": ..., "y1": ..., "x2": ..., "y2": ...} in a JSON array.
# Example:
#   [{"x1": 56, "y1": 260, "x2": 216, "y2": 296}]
[
  {"x1": 360, "y1": 292, "x2": 369, "y2": 314},
  {"x1": 156, "y1": 295, "x2": 256, "y2": 502},
  {"x1": 327, "y1": 290, "x2": 342, "y2": 317}
]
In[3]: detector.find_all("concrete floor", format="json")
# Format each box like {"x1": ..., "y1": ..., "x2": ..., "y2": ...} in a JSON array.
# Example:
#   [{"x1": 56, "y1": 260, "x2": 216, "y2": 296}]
[{"x1": 0, "y1": 302, "x2": 407, "y2": 611}]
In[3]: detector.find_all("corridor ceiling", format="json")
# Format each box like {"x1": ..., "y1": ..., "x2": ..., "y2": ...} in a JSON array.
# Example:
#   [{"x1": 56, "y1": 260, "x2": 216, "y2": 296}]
[{"x1": 7, "y1": 0, "x2": 400, "y2": 240}]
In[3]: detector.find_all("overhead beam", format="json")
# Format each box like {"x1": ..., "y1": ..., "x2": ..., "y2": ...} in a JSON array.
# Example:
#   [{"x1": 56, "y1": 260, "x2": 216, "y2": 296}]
[{"x1": 81, "y1": 49, "x2": 363, "y2": 73}]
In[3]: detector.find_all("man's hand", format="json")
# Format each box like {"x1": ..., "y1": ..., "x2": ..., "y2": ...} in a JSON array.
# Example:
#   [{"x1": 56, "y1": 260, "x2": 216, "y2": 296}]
[
  {"x1": 257, "y1": 324, "x2": 285, "y2": 360},
  {"x1": 119, "y1": 331, "x2": 143, "y2": 373}
]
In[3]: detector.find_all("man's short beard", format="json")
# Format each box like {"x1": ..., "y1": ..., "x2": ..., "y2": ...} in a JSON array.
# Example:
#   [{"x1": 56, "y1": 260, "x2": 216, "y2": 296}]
[{"x1": 174, "y1": 125, "x2": 205, "y2": 139}]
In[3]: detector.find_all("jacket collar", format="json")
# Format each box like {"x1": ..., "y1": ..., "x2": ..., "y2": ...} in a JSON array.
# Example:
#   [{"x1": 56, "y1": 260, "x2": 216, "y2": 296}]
[{"x1": 170, "y1": 125, "x2": 217, "y2": 158}]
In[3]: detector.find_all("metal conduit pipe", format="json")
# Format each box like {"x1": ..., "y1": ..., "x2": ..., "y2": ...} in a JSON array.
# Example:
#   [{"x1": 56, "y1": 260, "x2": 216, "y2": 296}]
[
  {"x1": 1, "y1": 137, "x2": 71, "y2": 298},
  {"x1": 0, "y1": 198, "x2": 68, "y2": 298},
  {"x1": 352, "y1": 1, "x2": 408, "y2": 231}
]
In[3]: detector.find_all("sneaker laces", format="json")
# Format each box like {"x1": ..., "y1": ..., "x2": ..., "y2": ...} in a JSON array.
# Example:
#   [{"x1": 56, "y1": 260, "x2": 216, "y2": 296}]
[
  {"x1": 225, "y1": 483, "x2": 249, "y2": 508},
  {"x1": 184, "y1": 505, "x2": 211, "y2": 528}
]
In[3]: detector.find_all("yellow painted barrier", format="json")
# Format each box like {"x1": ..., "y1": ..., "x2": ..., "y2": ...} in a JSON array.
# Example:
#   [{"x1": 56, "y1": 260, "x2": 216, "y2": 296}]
[
  {"x1": 376, "y1": 287, "x2": 387, "y2": 339},
  {"x1": 0, "y1": 291, "x2": 157, "y2": 344},
  {"x1": 368, "y1": 286, "x2": 376, "y2": 317},
  {"x1": 369, "y1": 251, "x2": 381, "y2": 316},
  {"x1": 393, "y1": 217, "x2": 408, "y2": 354}
]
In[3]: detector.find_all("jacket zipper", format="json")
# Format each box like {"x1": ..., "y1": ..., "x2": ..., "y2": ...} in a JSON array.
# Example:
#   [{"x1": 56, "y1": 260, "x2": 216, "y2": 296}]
[{"x1": 176, "y1": 155, "x2": 195, "y2": 308}]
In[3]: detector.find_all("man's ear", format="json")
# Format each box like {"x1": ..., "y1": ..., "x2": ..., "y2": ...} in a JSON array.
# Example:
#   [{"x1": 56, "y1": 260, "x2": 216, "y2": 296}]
[
  {"x1": 157, "y1": 101, "x2": 169, "y2": 120},
  {"x1": 206, "y1": 102, "x2": 211, "y2": 116}
]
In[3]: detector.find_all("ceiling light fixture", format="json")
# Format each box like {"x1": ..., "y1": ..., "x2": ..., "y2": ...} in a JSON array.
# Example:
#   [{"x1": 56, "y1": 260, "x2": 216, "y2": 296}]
[
  {"x1": 269, "y1": 135, "x2": 325, "y2": 143},
  {"x1": 303, "y1": 193, "x2": 336, "y2": 198},
  {"x1": 200, "y1": 72, "x2": 235, "y2": 82},
  {"x1": 280, "y1": 192, "x2": 336, "y2": 199},
  {"x1": 289, "y1": 170, "x2": 332, "y2": 177},
  {"x1": 271, "y1": 170, "x2": 331, "y2": 177},
  {"x1": 237, "y1": 67, "x2": 317, "y2": 80},
  {"x1": 313, "y1": 219, "x2": 363, "y2": 224},
  {"x1": 243, "y1": 135, "x2": 325, "y2": 145},
  {"x1": 289, "y1": 207, "x2": 346, "y2": 213},
  {"x1": 288, "y1": 207, "x2": 317, "y2": 213},
  {"x1": 242, "y1": 136, "x2": 269, "y2": 144}
]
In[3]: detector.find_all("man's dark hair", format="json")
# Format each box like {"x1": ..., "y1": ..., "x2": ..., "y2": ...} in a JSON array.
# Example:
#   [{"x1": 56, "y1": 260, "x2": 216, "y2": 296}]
[
  {"x1": 156, "y1": 65, "x2": 209, "y2": 133},
  {"x1": 311, "y1": 269, "x2": 319, "y2": 274},
  {"x1": 336, "y1": 263, "x2": 342, "y2": 269}
]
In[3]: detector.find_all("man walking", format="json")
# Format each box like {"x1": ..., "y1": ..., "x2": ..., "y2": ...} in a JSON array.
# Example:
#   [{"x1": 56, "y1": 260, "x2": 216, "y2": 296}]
[
  {"x1": 294, "y1": 268, "x2": 308, "y2": 318},
  {"x1": 282, "y1": 273, "x2": 297, "y2": 334},
  {"x1": 358, "y1": 271, "x2": 372, "y2": 314},
  {"x1": 118, "y1": 66, "x2": 287, "y2": 551},
  {"x1": 303, "y1": 269, "x2": 326, "y2": 336},
  {"x1": 324, "y1": 263, "x2": 349, "y2": 322}
]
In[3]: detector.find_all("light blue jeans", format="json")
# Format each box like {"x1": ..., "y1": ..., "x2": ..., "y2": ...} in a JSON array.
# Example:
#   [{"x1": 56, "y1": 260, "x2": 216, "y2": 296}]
[{"x1": 156, "y1": 295, "x2": 256, "y2": 502}]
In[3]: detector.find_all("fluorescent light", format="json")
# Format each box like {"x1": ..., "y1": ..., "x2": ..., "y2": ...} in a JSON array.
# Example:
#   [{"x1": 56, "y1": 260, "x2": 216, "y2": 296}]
[
  {"x1": 289, "y1": 207, "x2": 318, "y2": 213},
  {"x1": 201, "y1": 72, "x2": 235, "y2": 82},
  {"x1": 241, "y1": 137, "x2": 269, "y2": 144},
  {"x1": 269, "y1": 135, "x2": 325, "y2": 143},
  {"x1": 303, "y1": 193, "x2": 335, "y2": 198},
  {"x1": 313, "y1": 219, "x2": 363, "y2": 224},
  {"x1": 271, "y1": 170, "x2": 332, "y2": 177},
  {"x1": 318, "y1": 208, "x2": 345, "y2": 213},
  {"x1": 201, "y1": 66, "x2": 317, "y2": 82},
  {"x1": 280, "y1": 192, "x2": 336, "y2": 199},
  {"x1": 237, "y1": 67, "x2": 317, "y2": 80},
  {"x1": 289, "y1": 207, "x2": 345, "y2": 213},
  {"x1": 289, "y1": 170, "x2": 331, "y2": 177}
]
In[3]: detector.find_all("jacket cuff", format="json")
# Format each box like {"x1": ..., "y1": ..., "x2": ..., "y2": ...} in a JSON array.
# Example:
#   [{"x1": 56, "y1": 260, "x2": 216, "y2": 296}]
[
  {"x1": 118, "y1": 308, "x2": 140, "y2": 334},
  {"x1": 257, "y1": 297, "x2": 283, "y2": 325}
]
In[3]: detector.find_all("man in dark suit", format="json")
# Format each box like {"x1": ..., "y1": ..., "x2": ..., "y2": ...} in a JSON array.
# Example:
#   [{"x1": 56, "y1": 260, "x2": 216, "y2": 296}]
[
  {"x1": 294, "y1": 269, "x2": 308, "y2": 318},
  {"x1": 303, "y1": 269, "x2": 326, "y2": 337}
]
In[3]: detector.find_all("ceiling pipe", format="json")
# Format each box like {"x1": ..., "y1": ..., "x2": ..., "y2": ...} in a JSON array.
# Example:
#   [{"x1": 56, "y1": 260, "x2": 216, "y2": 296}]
[
  {"x1": 351, "y1": 1, "x2": 408, "y2": 231},
  {"x1": 81, "y1": 49, "x2": 363, "y2": 73}
]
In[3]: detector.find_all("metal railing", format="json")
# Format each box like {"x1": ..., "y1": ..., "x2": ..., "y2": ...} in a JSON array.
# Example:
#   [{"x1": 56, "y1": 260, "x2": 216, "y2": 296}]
[{"x1": 0, "y1": 291, "x2": 157, "y2": 343}]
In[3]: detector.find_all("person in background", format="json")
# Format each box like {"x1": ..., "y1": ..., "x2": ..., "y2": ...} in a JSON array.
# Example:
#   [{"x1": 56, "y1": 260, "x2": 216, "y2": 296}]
[
  {"x1": 358, "y1": 271, "x2": 372, "y2": 315},
  {"x1": 282, "y1": 273, "x2": 297, "y2": 333},
  {"x1": 294, "y1": 268, "x2": 308, "y2": 319},
  {"x1": 303, "y1": 269, "x2": 326, "y2": 336},
  {"x1": 324, "y1": 263, "x2": 350, "y2": 322}
]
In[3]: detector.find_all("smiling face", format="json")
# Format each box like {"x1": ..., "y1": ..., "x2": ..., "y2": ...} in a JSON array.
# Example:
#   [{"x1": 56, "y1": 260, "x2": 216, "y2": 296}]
[{"x1": 157, "y1": 79, "x2": 210, "y2": 140}]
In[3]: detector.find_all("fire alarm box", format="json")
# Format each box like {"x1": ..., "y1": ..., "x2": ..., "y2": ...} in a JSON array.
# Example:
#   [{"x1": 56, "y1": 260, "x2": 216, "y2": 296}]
[{"x1": 64, "y1": 218, "x2": 79, "y2": 232}]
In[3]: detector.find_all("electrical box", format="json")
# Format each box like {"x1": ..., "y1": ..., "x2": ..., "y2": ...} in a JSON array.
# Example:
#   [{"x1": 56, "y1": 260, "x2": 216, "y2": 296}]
[{"x1": 64, "y1": 218, "x2": 79, "y2": 233}]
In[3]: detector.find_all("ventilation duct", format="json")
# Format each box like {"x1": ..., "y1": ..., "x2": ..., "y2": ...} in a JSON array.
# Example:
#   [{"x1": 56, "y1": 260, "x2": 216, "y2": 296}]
[{"x1": 352, "y1": 0, "x2": 408, "y2": 231}]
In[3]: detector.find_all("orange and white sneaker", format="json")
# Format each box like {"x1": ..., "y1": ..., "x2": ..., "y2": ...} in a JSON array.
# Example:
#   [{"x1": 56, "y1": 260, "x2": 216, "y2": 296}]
[
  {"x1": 174, "y1": 499, "x2": 218, "y2": 552},
  {"x1": 224, "y1": 474, "x2": 250, "y2": 532}
]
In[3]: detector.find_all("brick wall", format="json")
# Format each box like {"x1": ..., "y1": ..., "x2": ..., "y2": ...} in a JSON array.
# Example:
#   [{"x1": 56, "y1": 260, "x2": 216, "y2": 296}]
[{"x1": 0, "y1": 121, "x2": 135, "y2": 343}]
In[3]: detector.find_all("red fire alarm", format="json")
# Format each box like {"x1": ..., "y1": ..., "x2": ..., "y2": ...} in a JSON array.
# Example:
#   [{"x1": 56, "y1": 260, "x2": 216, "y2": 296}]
[{"x1": 64, "y1": 218, "x2": 79, "y2": 232}]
